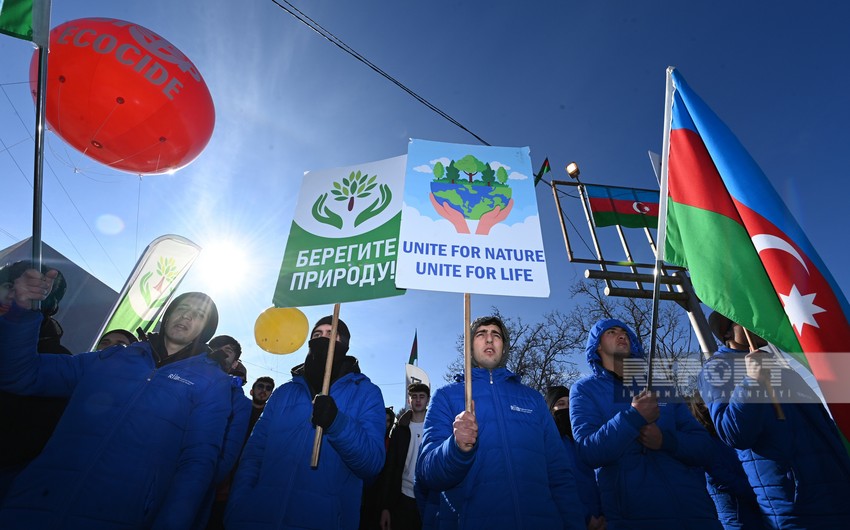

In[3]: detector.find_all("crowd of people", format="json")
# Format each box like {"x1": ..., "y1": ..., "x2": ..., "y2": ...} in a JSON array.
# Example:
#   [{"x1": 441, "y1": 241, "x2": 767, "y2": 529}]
[{"x1": 2, "y1": 261, "x2": 850, "y2": 529}]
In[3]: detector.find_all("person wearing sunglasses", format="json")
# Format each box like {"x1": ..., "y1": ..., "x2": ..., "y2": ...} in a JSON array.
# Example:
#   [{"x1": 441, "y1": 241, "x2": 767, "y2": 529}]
[{"x1": 249, "y1": 377, "x2": 275, "y2": 432}]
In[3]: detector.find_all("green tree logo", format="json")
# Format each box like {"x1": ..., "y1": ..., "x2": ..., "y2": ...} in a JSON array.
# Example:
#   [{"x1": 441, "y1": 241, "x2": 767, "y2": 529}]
[
  {"x1": 312, "y1": 170, "x2": 392, "y2": 229},
  {"x1": 140, "y1": 257, "x2": 178, "y2": 308}
]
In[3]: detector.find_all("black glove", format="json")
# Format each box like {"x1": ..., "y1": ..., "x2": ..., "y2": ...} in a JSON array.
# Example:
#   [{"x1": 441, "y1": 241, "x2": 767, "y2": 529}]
[{"x1": 311, "y1": 394, "x2": 338, "y2": 429}]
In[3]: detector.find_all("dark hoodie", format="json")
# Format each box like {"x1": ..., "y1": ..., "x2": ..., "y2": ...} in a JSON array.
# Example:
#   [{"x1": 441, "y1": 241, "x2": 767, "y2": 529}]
[{"x1": 145, "y1": 292, "x2": 219, "y2": 367}]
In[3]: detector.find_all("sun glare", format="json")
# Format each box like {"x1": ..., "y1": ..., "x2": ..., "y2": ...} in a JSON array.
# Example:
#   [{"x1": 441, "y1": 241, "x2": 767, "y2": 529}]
[{"x1": 195, "y1": 239, "x2": 252, "y2": 295}]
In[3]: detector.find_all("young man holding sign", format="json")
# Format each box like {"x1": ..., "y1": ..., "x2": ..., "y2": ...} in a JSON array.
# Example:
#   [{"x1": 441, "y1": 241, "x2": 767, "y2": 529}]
[
  {"x1": 415, "y1": 316, "x2": 584, "y2": 529},
  {"x1": 225, "y1": 316, "x2": 386, "y2": 529}
]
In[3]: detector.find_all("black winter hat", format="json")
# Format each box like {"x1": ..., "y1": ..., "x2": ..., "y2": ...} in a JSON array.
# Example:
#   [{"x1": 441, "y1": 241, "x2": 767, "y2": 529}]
[
  {"x1": 544, "y1": 385, "x2": 570, "y2": 411},
  {"x1": 209, "y1": 334, "x2": 242, "y2": 358},
  {"x1": 311, "y1": 316, "x2": 351, "y2": 348},
  {"x1": 160, "y1": 292, "x2": 219, "y2": 345}
]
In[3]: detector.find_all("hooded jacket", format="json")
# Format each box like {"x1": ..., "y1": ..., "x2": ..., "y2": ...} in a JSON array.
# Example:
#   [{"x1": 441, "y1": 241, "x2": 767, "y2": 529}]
[
  {"x1": 698, "y1": 346, "x2": 850, "y2": 529},
  {"x1": 0, "y1": 306, "x2": 231, "y2": 530},
  {"x1": 224, "y1": 354, "x2": 385, "y2": 529},
  {"x1": 569, "y1": 319, "x2": 721, "y2": 530},
  {"x1": 416, "y1": 367, "x2": 585, "y2": 530}
]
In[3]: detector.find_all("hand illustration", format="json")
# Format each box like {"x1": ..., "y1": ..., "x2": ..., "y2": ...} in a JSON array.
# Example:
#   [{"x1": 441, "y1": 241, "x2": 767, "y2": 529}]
[
  {"x1": 475, "y1": 199, "x2": 513, "y2": 235},
  {"x1": 430, "y1": 193, "x2": 470, "y2": 234}
]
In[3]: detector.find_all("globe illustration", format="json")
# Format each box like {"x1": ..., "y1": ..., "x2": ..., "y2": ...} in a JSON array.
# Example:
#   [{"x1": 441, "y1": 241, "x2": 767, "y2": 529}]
[{"x1": 430, "y1": 181, "x2": 512, "y2": 220}]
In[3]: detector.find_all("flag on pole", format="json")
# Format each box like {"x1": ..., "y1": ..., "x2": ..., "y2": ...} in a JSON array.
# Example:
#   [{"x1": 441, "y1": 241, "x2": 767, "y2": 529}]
[
  {"x1": 661, "y1": 68, "x2": 850, "y2": 439},
  {"x1": 91, "y1": 235, "x2": 201, "y2": 349},
  {"x1": 0, "y1": 0, "x2": 50, "y2": 46},
  {"x1": 408, "y1": 330, "x2": 418, "y2": 365},
  {"x1": 586, "y1": 184, "x2": 659, "y2": 229},
  {"x1": 533, "y1": 157, "x2": 551, "y2": 186}
]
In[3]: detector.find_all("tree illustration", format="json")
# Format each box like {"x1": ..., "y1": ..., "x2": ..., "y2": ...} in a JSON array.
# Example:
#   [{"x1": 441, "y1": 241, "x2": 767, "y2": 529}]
[
  {"x1": 481, "y1": 163, "x2": 495, "y2": 187},
  {"x1": 433, "y1": 161, "x2": 445, "y2": 180},
  {"x1": 446, "y1": 160, "x2": 459, "y2": 183},
  {"x1": 331, "y1": 170, "x2": 378, "y2": 211},
  {"x1": 455, "y1": 154, "x2": 486, "y2": 183},
  {"x1": 496, "y1": 166, "x2": 509, "y2": 186}
]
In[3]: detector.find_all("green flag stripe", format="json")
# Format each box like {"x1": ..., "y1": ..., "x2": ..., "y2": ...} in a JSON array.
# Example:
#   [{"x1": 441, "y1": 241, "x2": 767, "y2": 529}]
[
  {"x1": 0, "y1": 0, "x2": 33, "y2": 40},
  {"x1": 666, "y1": 200, "x2": 804, "y2": 361},
  {"x1": 592, "y1": 211, "x2": 658, "y2": 229}
]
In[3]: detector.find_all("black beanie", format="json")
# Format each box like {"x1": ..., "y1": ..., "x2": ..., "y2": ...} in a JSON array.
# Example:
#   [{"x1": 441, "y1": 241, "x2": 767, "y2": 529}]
[
  {"x1": 160, "y1": 292, "x2": 219, "y2": 345},
  {"x1": 311, "y1": 316, "x2": 351, "y2": 348},
  {"x1": 545, "y1": 385, "x2": 570, "y2": 411}
]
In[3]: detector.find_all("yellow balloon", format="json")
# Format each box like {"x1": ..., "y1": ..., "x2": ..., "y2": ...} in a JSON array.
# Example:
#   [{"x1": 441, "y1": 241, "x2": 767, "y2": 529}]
[{"x1": 254, "y1": 307, "x2": 309, "y2": 355}]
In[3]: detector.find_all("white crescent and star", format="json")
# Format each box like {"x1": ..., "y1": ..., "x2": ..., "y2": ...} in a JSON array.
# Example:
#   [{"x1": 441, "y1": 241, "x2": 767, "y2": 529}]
[
  {"x1": 632, "y1": 201, "x2": 650, "y2": 214},
  {"x1": 751, "y1": 233, "x2": 824, "y2": 335}
]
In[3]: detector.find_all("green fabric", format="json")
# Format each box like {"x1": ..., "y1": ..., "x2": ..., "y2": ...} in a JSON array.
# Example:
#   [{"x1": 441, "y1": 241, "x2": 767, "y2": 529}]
[
  {"x1": 0, "y1": 0, "x2": 33, "y2": 41},
  {"x1": 665, "y1": 199, "x2": 804, "y2": 363}
]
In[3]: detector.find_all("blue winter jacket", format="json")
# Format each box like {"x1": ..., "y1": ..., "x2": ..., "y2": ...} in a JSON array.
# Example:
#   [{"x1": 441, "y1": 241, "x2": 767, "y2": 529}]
[
  {"x1": 0, "y1": 308, "x2": 232, "y2": 530},
  {"x1": 698, "y1": 346, "x2": 850, "y2": 529},
  {"x1": 416, "y1": 368, "x2": 585, "y2": 529},
  {"x1": 570, "y1": 318, "x2": 721, "y2": 530},
  {"x1": 560, "y1": 434, "x2": 603, "y2": 521},
  {"x1": 703, "y1": 434, "x2": 765, "y2": 530},
  {"x1": 192, "y1": 377, "x2": 252, "y2": 529},
  {"x1": 224, "y1": 358, "x2": 386, "y2": 529}
]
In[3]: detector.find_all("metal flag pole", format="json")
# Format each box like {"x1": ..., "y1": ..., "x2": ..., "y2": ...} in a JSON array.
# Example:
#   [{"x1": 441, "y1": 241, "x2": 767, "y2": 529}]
[
  {"x1": 646, "y1": 66, "x2": 676, "y2": 391},
  {"x1": 29, "y1": 0, "x2": 52, "y2": 309}
]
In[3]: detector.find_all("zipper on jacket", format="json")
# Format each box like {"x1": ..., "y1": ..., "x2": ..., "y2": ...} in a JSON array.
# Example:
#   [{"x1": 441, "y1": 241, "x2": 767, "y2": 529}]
[{"x1": 489, "y1": 374, "x2": 523, "y2": 526}]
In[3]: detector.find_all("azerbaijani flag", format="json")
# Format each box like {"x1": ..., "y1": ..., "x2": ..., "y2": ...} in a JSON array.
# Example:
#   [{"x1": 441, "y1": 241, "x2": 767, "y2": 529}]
[
  {"x1": 586, "y1": 184, "x2": 659, "y2": 229},
  {"x1": 661, "y1": 68, "x2": 850, "y2": 439},
  {"x1": 0, "y1": 0, "x2": 50, "y2": 46},
  {"x1": 534, "y1": 157, "x2": 551, "y2": 186},
  {"x1": 408, "y1": 330, "x2": 418, "y2": 365}
]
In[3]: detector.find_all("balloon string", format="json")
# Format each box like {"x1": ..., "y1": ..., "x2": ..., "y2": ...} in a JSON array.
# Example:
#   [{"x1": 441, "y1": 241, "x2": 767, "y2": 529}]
[
  {"x1": 85, "y1": 99, "x2": 124, "y2": 154},
  {"x1": 104, "y1": 138, "x2": 165, "y2": 169}
]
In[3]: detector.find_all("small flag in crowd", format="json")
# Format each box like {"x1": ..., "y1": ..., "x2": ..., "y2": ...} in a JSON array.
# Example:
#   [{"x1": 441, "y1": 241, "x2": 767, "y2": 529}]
[
  {"x1": 534, "y1": 157, "x2": 551, "y2": 186},
  {"x1": 408, "y1": 330, "x2": 418, "y2": 365}
]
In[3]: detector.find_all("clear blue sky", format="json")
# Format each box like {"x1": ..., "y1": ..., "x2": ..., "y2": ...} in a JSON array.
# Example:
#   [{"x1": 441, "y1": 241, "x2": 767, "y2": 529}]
[{"x1": 1, "y1": 1, "x2": 848, "y2": 409}]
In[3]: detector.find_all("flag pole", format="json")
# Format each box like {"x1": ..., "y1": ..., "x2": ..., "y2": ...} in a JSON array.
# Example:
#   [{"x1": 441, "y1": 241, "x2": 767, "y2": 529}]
[
  {"x1": 646, "y1": 66, "x2": 676, "y2": 391},
  {"x1": 29, "y1": 0, "x2": 52, "y2": 309},
  {"x1": 310, "y1": 302, "x2": 341, "y2": 468},
  {"x1": 464, "y1": 292, "x2": 472, "y2": 412},
  {"x1": 743, "y1": 328, "x2": 786, "y2": 421}
]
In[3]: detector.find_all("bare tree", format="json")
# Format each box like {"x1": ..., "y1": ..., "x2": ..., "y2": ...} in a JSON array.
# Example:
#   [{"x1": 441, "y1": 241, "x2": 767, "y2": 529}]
[{"x1": 444, "y1": 279, "x2": 702, "y2": 395}]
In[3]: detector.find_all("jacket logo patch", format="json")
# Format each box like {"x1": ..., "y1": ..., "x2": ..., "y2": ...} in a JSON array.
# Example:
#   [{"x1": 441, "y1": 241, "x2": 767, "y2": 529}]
[
  {"x1": 167, "y1": 373, "x2": 195, "y2": 386},
  {"x1": 510, "y1": 405, "x2": 532, "y2": 414}
]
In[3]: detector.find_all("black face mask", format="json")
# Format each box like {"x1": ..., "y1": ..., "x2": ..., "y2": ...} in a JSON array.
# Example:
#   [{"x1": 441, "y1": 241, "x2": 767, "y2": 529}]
[
  {"x1": 553, "y1": 408, "x2": 572, "y2": 438},
  {"x1": 303, "y1": 337, "x2": 350, "y2": 394}
]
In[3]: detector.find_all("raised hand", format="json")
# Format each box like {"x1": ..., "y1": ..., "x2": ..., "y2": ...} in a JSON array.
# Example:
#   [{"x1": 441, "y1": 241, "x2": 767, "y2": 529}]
[
  {"x1": 12, "y1": 268, "x2": 58, "y2": 309},
  {"x1": 453, "y1": 400, "x2": 478, "y2": 452}
]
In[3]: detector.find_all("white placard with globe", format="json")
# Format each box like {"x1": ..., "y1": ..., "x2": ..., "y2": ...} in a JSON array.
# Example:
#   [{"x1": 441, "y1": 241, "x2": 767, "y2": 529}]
[{"x1": 396, "y1": 139, "x2": 550, "y2": 298}]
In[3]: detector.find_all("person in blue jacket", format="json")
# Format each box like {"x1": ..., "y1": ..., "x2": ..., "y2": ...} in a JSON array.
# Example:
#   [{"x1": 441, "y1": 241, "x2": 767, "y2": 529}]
[
  {"x1": 0, "y1": 267, "x2": 232, "y2": 529},
  {"x1": 570, "y1": 318, "x2": 721, "y2": 530},
  {"x1": 415, "y1": 315, "x2": 585, "y2": 529},
  {"x1": 687, "y1": 392, "x2": 765, "y2": 530},
  {"x1": 698, "y1": 311, "x2": 850, "y2": 529},
  {"x1": 224, "y1": 316, "x2": 386, "y2": 529},
  {"x1": 545, "y1": 385, "x2": 605, "y2": 530}
]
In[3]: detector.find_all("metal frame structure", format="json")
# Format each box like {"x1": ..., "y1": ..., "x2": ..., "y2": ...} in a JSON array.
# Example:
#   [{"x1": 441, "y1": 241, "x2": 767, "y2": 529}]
[{"x1": 550, "y1": 177, "x2": 715, "y2": 356}]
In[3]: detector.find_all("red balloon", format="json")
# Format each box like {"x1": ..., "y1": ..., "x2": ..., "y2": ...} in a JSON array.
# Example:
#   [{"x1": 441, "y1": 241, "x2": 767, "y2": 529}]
[{"x1": 30, "y1": 18, "x2": 215, "y2": 175}]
